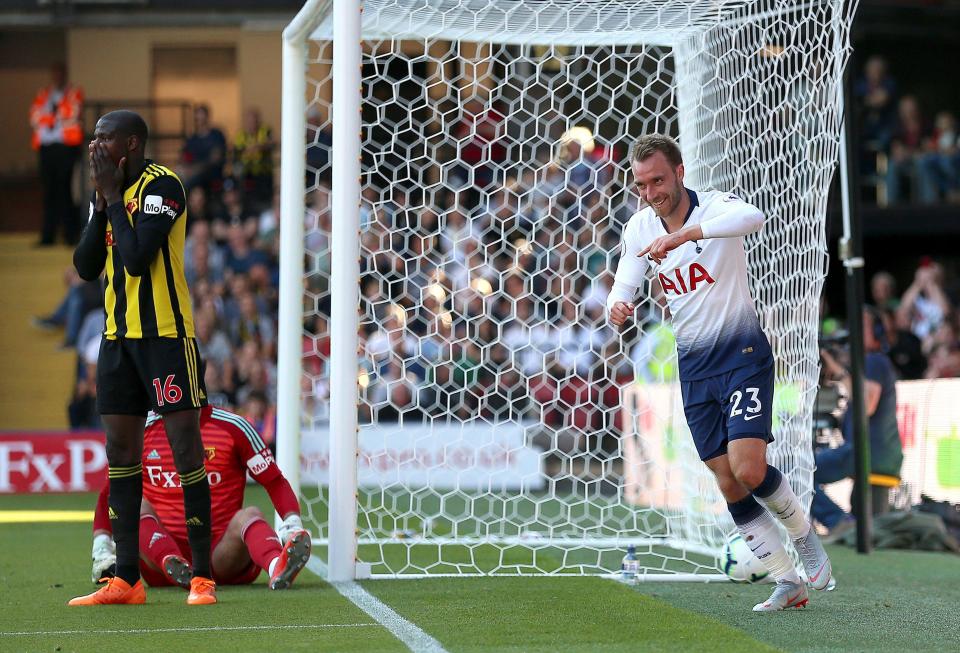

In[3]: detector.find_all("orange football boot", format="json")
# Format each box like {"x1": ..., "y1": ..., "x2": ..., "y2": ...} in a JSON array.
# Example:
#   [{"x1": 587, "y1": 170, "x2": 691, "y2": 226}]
[
  {"x1": 68, "y1": 577, "x2": 146, "y2": 606},
  {"x1": 187, "y1": 576, "x2": 217, "y2": 605}
]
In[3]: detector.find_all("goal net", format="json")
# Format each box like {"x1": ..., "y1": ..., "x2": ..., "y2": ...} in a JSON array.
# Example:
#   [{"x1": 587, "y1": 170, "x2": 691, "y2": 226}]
[{"x1": 279, "y1": 0, "x2": 858, "y2": 580}]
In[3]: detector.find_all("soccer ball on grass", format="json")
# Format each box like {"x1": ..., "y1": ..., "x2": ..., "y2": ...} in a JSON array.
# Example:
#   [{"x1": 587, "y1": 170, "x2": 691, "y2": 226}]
[{"x1": 721, "y1": 532, "x2": 770, "y2": 583}]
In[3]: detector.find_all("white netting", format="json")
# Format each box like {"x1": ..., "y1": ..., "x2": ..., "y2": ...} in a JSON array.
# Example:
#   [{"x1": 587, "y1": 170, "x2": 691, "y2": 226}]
[{"x1": 293, "y1": 0, "x2": 857, "y2": 577}]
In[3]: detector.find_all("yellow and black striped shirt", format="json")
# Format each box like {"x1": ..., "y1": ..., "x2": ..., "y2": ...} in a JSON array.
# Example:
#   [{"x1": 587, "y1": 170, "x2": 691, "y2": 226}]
[{"x1": 103, "y1": 161, "x2": 193, "y2": 339}]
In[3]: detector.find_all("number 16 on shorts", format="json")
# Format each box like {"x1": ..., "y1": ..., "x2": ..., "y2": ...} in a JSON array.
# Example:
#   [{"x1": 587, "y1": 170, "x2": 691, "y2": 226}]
[{"x1": 153, "y1": 374, "x2": 183, "y2": 406}]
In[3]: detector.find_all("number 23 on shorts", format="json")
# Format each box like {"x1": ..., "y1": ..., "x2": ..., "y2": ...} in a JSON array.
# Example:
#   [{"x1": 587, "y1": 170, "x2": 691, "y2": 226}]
[{"x1": 730, "y1": 387, "x2": 762, "y2": 420}]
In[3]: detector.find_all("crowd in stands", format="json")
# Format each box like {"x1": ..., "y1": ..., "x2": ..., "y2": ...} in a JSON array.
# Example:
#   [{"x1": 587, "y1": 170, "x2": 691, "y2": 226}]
[
  {"x1": 855, "y1": 55, "x2": 960, "y2": 205},
  {"x1": 306, "y1": 122, "x2": 635, "y2": 454},
  {"x1": 865, "y1": 261, "x2": 960, "y2": 381}
]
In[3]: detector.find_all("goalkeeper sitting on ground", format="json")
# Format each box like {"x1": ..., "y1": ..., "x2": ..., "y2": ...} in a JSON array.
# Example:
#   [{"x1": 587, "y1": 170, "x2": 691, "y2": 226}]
[{"x1": 88, "y1": 405, "x2": 310, "y2": 591}]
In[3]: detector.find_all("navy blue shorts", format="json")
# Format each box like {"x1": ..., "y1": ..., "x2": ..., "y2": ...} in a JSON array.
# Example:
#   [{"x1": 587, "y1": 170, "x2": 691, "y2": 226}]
[{"x1": 680, "y1": 358, "x2": 775, "y2": 461}]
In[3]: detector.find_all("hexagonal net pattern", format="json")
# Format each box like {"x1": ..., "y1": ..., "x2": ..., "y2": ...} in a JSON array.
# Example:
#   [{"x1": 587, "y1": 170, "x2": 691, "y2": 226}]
[{"x1": 295, "y1": 0, "x2": 857, "y2": 577}]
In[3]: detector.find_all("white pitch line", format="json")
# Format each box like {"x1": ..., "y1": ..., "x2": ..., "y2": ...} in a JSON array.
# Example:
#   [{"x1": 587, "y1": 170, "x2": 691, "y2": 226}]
[
  {"x1": 306, "y1": 557, "x2": 449, "y2": 653},
  {"x1": 0, "y1": 624, "x2": 376, "y2": 637}
]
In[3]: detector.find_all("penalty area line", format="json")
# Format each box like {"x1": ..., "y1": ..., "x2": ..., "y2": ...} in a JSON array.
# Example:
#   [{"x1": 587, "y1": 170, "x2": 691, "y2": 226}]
[
  {"x1": 305, "y1": 557, "x2": 450, "y2": 653},
  {"x1": 0, "y1": 624, "x2": 377, "y2": 637}
]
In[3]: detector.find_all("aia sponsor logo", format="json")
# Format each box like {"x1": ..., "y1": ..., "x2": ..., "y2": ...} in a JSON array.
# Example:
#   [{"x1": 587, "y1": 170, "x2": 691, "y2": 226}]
[{"x1": 658, "y1": 263, "x2": 715, "y2": 295}]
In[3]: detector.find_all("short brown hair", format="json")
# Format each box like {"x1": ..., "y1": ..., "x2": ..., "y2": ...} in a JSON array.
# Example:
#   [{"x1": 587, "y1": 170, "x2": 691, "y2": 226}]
[{"x1": 631, "y1": 134, "x2": 683, "y2": 167}]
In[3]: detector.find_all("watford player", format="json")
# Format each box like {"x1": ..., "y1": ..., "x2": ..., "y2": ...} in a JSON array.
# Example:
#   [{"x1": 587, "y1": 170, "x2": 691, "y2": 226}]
[
  {"x1": 88, "y1": 406, "x2": 311, "y2": 592},
  {"x1": 70, "y1": 111, "x2": 214, "y2": 606}
]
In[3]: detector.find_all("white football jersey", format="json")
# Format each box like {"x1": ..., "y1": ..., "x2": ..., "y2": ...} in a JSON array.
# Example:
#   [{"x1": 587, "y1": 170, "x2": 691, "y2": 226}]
[{"x1": 609, "y1": 188, "x2": 772, "y2": 381}]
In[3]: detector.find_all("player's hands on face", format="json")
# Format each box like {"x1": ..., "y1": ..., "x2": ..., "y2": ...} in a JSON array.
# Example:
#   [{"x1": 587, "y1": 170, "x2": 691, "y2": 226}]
[
  {"x1": 88, "y1": 142, "x2": 107, "y2": 211},
  {"x1": 90, "y1": 142, "x2": 125, "y2": 204},
  {"x1": 609, "y1": 301, "x2": 635, "y2": 328},
  {"x1": 638, "y1": 230, "x2": 690, "y2": 264}
]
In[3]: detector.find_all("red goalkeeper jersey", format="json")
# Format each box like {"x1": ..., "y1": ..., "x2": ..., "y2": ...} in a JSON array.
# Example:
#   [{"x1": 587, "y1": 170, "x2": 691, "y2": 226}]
[{"x1": 142, "y1": 405, "x2": 281, "y2": 543}]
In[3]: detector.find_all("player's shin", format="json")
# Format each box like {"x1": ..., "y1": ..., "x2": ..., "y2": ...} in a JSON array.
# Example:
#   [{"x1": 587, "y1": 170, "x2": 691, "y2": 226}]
[
  {"x1": 139, "y1": 514, "x2": 182, "y2": 566},
  {"x1": 241, "y1": 517, "x2": 283, "y2": 573},
  {"x1": 728, "y1": 495, "x2": 801, "y2": 584},
  {"x1": 180, "y1": 465, "x2": 212, "y2": 579},
  {"x1": 751, "y1": 465, "x2": 811, "y2": 539},
  {"x1": 108, "y1": 463, "x2": 143, "y2": 585}
]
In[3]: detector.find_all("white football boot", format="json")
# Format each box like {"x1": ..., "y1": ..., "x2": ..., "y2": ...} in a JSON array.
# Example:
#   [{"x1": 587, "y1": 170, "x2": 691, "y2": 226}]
[
  {"x1": 753, "y1": 580, "x2": 809, "y2": 612},
  {"x1": 794, "y1": 528, "x2": 833, "y2": 590}
]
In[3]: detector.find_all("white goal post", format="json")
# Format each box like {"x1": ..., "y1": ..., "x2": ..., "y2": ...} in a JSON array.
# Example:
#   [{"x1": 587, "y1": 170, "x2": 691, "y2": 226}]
[{"x1": 279, "y1": 0, "x2": 859, "y2": 582}]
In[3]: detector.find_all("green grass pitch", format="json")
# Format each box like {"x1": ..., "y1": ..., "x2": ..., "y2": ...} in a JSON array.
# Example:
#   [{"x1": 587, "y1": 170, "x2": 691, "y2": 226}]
[{"x1": 0, "y1": 489, "x2": 957, "y2": 652}]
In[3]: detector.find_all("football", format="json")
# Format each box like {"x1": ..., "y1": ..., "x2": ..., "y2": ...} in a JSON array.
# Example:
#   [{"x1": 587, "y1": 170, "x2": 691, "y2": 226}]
[{"x1": 721, "y1": 532, "x2": 771, "y2": 583}]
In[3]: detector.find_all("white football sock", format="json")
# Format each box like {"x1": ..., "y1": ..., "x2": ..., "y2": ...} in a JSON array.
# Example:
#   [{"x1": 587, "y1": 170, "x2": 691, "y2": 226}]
[
  {"x1": 737, "y1": 509, "x2": 801, "y2": 584},
  {"x1": 754, "y1": 474, "x2": 811, "y2": 540},
  {"x1": 268, "y1": 557, "x2": 279, "y2": 576}
]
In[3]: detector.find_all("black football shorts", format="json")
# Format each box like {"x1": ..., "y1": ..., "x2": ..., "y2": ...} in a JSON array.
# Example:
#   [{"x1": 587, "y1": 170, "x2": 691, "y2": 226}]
[{"x1": 96, "y1": 336, "x2": 208, "y2": 415}]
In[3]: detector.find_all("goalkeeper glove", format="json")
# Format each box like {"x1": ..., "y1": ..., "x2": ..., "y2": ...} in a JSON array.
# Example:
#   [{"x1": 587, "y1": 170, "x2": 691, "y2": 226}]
[
  {"x1": 276, "y1": 514, "x2": 305, "y2": 543},
  {"x1": 91, "y1": 533, "x2": 116, "y2": 583}
]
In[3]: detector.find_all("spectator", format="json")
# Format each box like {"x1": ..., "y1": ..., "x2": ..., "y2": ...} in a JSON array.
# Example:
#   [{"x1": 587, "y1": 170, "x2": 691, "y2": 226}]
[
  {"x1": 896, "y1": 260, "x2": 952, "y2": 340},
  {"x1": 854, "y1": 55, "x2": 897, "y2": 170},
  {"x1": 925, "y1": 342, "x2": 960, "y2": 379},
  {"x1": 255, "y1": 189, "x2": 281, "y2": 254},
  {"x1": 68, "y1": 332, "x2": 101, "y2": 429},
  {"x1": 203, "y1": 362, "x2": 235, "y2": 409},
  {"x1": 240, "y1": 390, "x2": 276, "y2": 449},
  {"x1": 917, "y1": 111, "x2": 959, "y2": 204},
  {"x1": 814, "y1": 307, "x2": 903, "y2": 538},
  {"x1": 228, "y1": 292, "x2": 276, "y2": 351},
  {"x1": 185, "y1": 185, "x2": 212, "y2": 230},
  {"x1": 233, "y1": 107, "x2": 276, "y2": 210},
  {"x1": 184, "y1": 221, "x2": 226, "y2": 287},
  {"x1": 212, "y1": 179, "x2": 256, "y2": 243},
  {"x1": 305, "y1": 106, "x2": 332, "y2": 188},
  {"x1": 30, "y1": 62, "x2": 84, "y2": 246},
  {"x1": 32, "y1": 267, "x2": 102, "y2": 349},
  {"x1": 884, "y1": 95, "x2": 929, "y2": 204},
  {"x1": 179, "y1": 104, "x2": 227, "y2": 195},
  {"x1": 223, "y1": 220, "x2": 270, "y2": 278},
  {"x1": 451, "y1": 97, "x2": 507, "y2": 209},
  {"x1": 880, "y1": 308, "x2": 926, "y2": 380},
  {"x1": 869, "y1": 271, "x2": 899, "y2": 312},
  {"x1": 194, "y1": 310, "x2": 232, "y2": 369}
]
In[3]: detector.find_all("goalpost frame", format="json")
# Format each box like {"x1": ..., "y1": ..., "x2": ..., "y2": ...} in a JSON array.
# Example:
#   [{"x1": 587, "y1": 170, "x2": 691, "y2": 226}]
[
  {"x1": 280, "y1": 0, "x2": 363, "y2": 582},
  {"x1": 279, "y1": 0, "x2": 859, "y2": 583}
]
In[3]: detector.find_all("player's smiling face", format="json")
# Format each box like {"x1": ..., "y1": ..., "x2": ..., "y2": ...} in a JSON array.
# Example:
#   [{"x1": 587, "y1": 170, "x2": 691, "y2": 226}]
[
  {"x1": 632, "y1": 151, "x2": 685, "y2": 219},
  {"x1": 91, "y1": 117, "x2": 128, "y2": 166}
]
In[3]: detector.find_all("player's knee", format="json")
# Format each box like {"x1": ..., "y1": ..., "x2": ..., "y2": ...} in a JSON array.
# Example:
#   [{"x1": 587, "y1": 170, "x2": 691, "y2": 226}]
[
  {"x1": 238, "y1": 506, "x2": 265, "y2": 523},
  {"x1": 715, "y1": 475, "x2": 743, "y2": 500},
  {"x1": 105, "y1": 439, "x2": 140, "y2": 466},
  {"x1": 235, "y1": 506, "x2": 266, "y2": 534},
  {"x1": 167, "y1": 435, "x2": 204, "y2": 470},
  {"x1": 733, "y1": 464, "x2": 766, "y2": 490}
]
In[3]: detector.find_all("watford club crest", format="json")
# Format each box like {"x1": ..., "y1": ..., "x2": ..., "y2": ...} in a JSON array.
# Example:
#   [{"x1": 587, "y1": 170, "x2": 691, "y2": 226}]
[{"x1": 204, "y1": 447, "x2": 216, "y2": 461}]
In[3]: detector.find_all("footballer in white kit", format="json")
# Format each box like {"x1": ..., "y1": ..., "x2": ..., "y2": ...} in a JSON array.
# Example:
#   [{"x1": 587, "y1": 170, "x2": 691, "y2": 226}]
[
  {"x1": 611, "y1": 185, "x2": 774, "y2": 460},
  {"x1": 608, "y1": 134, "x2": 833, "y2": 612}
]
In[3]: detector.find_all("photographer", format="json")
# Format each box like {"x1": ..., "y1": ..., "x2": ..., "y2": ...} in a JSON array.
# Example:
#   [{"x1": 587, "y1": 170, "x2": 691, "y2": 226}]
[{"x1": 813, "y1": 307, "x2": 903, "y2": 539}]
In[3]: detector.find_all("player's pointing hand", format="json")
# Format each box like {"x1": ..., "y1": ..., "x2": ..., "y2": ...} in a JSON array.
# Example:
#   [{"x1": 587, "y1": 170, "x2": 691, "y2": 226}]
[
  {"x1": 638, "y1": 226, "x2": 700, "y2": 264},
  {"x1": 608, "y1": 301, "x2": 635, "y2": 328}
]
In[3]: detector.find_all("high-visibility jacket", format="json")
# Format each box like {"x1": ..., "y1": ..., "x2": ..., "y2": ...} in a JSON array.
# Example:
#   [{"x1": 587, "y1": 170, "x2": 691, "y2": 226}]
[{"x1": 30, "y1": 84, "x2": 84, "y2": 149}]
